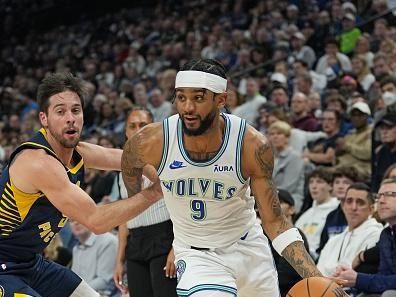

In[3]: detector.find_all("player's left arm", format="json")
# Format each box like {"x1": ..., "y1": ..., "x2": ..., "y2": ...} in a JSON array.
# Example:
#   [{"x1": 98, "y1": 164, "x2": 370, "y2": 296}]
[
  {"x1": 76, "y1": 141, "x2": 122, "y2": 171},
  {"x1": 243, "y1": 126, "x2": 322, "y2": 278}
]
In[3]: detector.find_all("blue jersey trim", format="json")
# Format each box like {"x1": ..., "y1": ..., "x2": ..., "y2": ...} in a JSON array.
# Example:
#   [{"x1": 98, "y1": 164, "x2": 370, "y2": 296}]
[
  {"x1": 177, "y1": 284, "x2": 237, "y2": 296},
  {"x1": 236, "y1": 119, "x2": 247, "y2": 184},
  {"x1": 157, "y1": 119, "x2": 169, "y2": 175},
  {"x1": 177, "y1": 113, "x2": 230, "y2": 167}
]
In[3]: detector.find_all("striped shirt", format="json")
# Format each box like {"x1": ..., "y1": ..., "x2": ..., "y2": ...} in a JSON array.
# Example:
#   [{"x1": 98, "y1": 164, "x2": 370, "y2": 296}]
[{"x1": 117, "y1": 173, "x2": 170, "y2": 229}]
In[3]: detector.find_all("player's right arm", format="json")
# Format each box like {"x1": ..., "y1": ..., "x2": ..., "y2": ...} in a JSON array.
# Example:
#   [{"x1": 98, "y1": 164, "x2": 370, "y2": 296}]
[
  {"x1": 242, "y1": 126, "x2": 322, "y2": 279},
  {"x1": 9, "y1": 149, "x2": 162, "y2": 234}
]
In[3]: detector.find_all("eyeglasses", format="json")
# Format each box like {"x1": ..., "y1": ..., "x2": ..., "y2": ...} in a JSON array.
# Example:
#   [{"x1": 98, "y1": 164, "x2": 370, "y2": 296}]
[{"x1": 374, "y1": 191, "x2": 396, "y2": 200}]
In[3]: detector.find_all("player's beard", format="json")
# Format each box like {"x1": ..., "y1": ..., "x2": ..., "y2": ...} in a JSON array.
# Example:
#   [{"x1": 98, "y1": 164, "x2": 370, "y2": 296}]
[
  {"x1": 47, "y1": 123, "x2": 80, "y2": 148},
  {"x1": 181, "y1": 108, "x2": 217, "y2": 136}
]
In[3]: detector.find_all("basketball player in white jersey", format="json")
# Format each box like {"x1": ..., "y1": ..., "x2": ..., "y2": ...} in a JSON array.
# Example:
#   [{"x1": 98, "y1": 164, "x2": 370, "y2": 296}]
[{"x1": 121, "y1": 59, "x2": 324, "y2": 297}]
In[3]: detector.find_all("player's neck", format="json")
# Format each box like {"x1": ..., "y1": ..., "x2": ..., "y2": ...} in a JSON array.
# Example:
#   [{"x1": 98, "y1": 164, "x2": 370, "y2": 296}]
[{"x1": 183, "y1": 115, "x2": 224, "y2": 153}]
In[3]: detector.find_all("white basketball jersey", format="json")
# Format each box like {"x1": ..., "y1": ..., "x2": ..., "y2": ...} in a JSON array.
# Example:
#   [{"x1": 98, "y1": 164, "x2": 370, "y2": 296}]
[{"x1": 158, "y1": 113, "x2": 256, "y2": 248}]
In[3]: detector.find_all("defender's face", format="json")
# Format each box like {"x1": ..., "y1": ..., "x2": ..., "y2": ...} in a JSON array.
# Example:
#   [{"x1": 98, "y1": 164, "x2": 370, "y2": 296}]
[
  {"x1": 39, "y1": 91, "x2": 83, "y2": 148},
  {"x1": 175, "y1": 88, "x2": 225, "y2": 136}
]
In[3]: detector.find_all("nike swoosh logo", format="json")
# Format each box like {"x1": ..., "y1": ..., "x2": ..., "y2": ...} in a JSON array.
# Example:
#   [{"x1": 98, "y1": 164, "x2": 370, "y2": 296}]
[{"x1": 169, "y1": 161, "x2": 187, "y2": 169}]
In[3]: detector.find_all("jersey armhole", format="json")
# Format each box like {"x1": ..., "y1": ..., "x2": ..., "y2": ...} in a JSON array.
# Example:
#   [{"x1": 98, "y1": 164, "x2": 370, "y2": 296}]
[
  {"x1": 236, "y1": 119, "x2": 248, "y2": 184},
  {"x1": 157, "y1": 118, "x2": 170, "y2": 176}
]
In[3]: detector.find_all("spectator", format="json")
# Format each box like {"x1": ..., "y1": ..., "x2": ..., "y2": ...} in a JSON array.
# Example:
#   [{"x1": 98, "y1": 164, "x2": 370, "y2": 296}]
[
  {"x1": 324, "y1": 93, "x2": 352, "y2": 136},
  {"x1": 317, "y1": 183, "x2": 382, "y2": 276},
  {"x1": 225, "y1": 88, "x2": 242, "y2": 113},
  {"x1": 268, "y1": 121, "x2": 305, "y2": 212},
  {"x1": 370, "y1": 18, "x2": 389, "y2": 53},
  {"x1": 295, "y1": 72, "x2": 314, "y2": 97},
  {"x1": 315, "y1": 38, "x2": 352, "y2": 78},
  {"x1": 308, "y1": 92, "x2": 323, "y2": 118},
  {"x1": 232, "y1": 77, "x2": 267, "y2": 125},
  {"x1": 336, "y1": 102, "x2": 373, "y2": 179},
  {"x1": 380, "y1": 76, "x2": 396, "y2": 111},
  {"x1": 373, "y1": 53, "x2": 392, "y2": 79},
  {"x1": 270, "y1": 85, "x2": 289, "y2": 108},
  {"x1": 148, "y1": 88, "x2": 172, "y2": 122},
  {"x1": 336, "y1": 178, "x2": 396, "y2": 296},
  {"x1": 372, "y1": 113, "x2": 396, "y2": 192},
  {"x1": 339, "y1": 13, "x2": 361, "y2": 55},
  {"x1": 384, "y1": 164, "x2": 396, "y2": 179},
  {"x1": 133, "y1": 82, "x2": 149, "y2": 108},
  {"x1": 303, "y1": 109, "x2": 343, "y2": 167},
  {"x1": 43, "y1": 235, "x2": 72, "y2": 267},
  {"x1": 84, "y1": 136, "x2": 117, "y2": 204},
  {"x1": 295, "y1": 167, "x2": 339, "y2": 259},
  {"x1": 70, "y1": 219, "x2": 118, "y2": 294},
  {"x1": 292, "y1": 60, "x2": 327, "y2": 93},
  {"x1": 354, "y1": 35, "x2": 375, "y2": 68},
  {"x1": 352, "y1": 55, "x2": 376, "y2": 92},
  {"x1": 317, "y1": 166, "x2": 361, "y2": 255},
  {"x1": 291, "y1": 92, "x2": 320, "y2": 131},
  {"x1": 288, "y1": 32, "x2": 316, "y2": 69}
]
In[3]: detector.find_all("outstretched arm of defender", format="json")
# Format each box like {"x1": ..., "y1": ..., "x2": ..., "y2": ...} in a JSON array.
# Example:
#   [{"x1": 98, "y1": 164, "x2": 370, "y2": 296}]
[
  {"x1": 10, "y1": 149, "x2": 162, "y2": 234},
  {"x1": 243, "y1": 127, "x2": 321, "y2": 278}
]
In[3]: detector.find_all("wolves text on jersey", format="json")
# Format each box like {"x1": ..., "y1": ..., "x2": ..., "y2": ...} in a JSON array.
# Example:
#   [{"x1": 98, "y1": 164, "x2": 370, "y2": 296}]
[{"x1": 161, "y1": 178, "x2": 237, "y2": 200}]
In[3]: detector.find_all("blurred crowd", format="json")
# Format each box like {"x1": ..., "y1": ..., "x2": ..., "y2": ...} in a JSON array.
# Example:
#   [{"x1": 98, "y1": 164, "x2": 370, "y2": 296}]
[{"x1": 1, "y1": 0, "x2": 396, "y2": 296}]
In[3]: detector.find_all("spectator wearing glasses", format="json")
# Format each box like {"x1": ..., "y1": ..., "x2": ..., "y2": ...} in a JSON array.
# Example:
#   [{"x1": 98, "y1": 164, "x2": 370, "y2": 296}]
[
  {"x1": 317, "y1": 183, "x2": 382, "y2": 276},
  {"x1": 335, "y1": 178, "x2": 396, "y2": 296}
]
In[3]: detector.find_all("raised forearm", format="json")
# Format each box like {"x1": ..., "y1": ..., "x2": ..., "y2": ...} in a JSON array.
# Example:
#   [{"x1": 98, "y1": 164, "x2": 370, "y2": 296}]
[
  {"x1": 122, "y1": 169, "x2": 143, "y2": 197},
  {"x1": 121, "y1": 133, "x2": 146, "y2": 197},
  {"x1": 282, "y1": 241, "x2": 322, "y2": 278}
]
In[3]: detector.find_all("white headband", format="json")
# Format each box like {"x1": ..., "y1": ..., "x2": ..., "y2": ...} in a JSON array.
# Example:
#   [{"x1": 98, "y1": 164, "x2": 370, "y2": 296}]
[{"x1": 175, "y1": 70, "x2": 227, "y2": 93}]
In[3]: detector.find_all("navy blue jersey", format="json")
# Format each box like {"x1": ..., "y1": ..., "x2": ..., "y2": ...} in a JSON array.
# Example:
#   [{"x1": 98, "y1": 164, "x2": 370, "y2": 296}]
[{"x1": 0, "y1": 128, "x2": 84, "y2": 262}]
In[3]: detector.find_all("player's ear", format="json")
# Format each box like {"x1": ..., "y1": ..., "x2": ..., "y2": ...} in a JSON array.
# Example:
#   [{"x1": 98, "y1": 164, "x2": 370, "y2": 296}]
[
  {"x1": 39, "y1": 111, "x2": 48, "y2": 127},
  {"x1": 216, "y1": 92, "x2": 227, "y2": 108}
]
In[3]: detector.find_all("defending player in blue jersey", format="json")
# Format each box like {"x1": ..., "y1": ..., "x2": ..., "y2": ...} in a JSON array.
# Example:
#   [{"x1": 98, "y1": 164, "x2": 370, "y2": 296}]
[
  {"x1": 0, "y1": 73, "x2": 163, "y2": 297},
  {"x1": 121, "y1": 59, "x2": 347, "y2": 297}
]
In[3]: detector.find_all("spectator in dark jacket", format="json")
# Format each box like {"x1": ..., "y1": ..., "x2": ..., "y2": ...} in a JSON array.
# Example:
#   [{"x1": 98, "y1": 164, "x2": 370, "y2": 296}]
[{"x1": 372, "y1": 113, "x2": 396, "y2": 192}]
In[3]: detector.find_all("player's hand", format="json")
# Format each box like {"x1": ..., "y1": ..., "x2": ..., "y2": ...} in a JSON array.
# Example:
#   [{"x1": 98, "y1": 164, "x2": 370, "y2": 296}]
[
  {"x1": 143, "y1": 164, "x2": 159, "y2": 183},
  {"x1": 113, "y1": 260, "x2": 128, "y2": 293},
  {"x1": 163, "y1": 247, "x2": 176, "y2": 278},
  {"x1": 144, "y1": 177, "x2": 163, "y2": 203}
]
